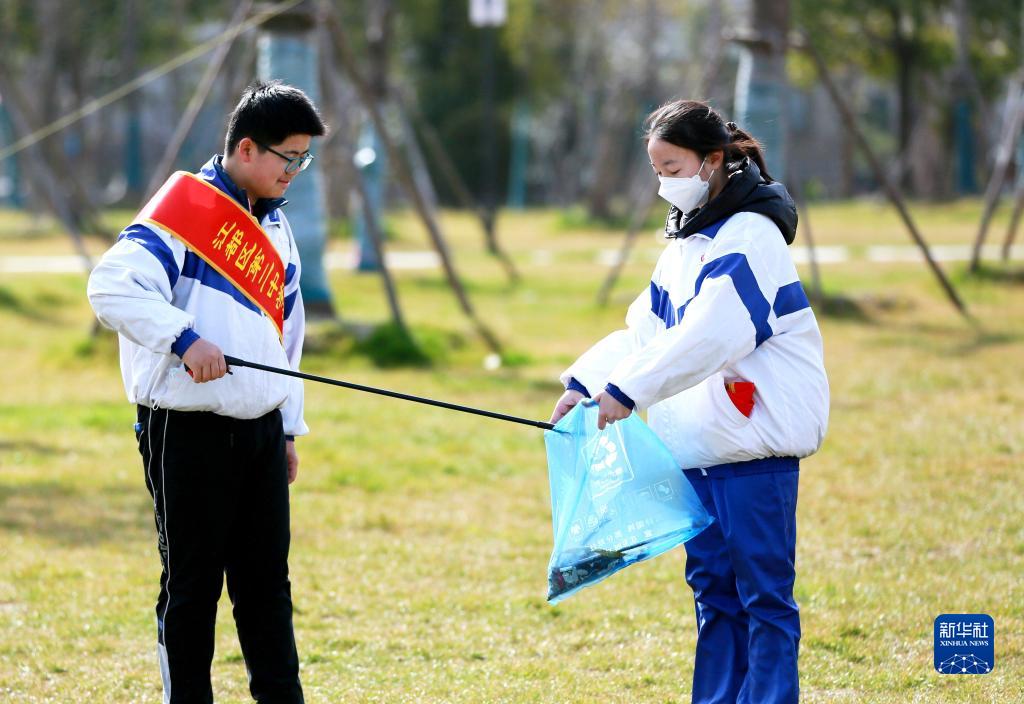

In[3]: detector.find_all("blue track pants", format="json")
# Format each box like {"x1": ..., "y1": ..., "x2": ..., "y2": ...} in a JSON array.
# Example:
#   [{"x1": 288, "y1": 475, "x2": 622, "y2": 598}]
[{"x1": 683, "y1": 457, "x2": 800, "y2": 704}]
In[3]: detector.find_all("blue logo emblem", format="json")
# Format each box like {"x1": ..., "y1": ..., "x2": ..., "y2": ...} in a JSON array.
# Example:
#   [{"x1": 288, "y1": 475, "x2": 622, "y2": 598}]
[{"x1": 934, "y1": 614, "x2": 993, "y2": 674}]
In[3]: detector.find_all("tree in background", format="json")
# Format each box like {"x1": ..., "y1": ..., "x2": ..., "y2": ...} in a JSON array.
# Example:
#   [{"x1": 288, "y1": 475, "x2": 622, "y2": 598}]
[
  {"x1": 396, "y1": 0, "x2": 722, "y2": 217},
  {"x1": 794, "y1": 0, "x2": 1021, "y2": 200},
  {"x1": 0, "y1": 0, "x2": 241, "y2": 215},
  {"x1": 4, "y1": 0, "x2": 1024, "y2": 214}
]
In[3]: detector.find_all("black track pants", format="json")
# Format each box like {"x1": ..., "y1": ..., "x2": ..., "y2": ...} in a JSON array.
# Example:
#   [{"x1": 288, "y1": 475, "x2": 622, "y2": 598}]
[{"x1": 137, "y1": 405, "x2": 304, "y2": 704}]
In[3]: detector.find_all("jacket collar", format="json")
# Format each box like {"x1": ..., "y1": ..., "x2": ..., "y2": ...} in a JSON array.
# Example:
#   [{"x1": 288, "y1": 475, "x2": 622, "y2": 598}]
[
  {"x1": 664, "y1": 157, "x2": 798, "y2": 245},
  {"x1": 198, "y1": 155, "x2": 287, "y2": 223}
]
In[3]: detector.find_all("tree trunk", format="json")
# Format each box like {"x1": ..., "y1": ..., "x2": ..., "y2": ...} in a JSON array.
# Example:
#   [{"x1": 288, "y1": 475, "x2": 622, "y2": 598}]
[
  {"x1": 891, "y1": 6, "x2": 916, "y2": 194},
  {"x1": 145, "y1": 0, "x2": 253, "y2": 200},
  {"x1": 583, "y1": 83, "x2": 630, "y2": 221},
  {"x1": 804, "y1": 33, "x2": 969, "y2": 319},
  {"x1": 325, "y1": 6, "x2": 503, "y2": 354}
]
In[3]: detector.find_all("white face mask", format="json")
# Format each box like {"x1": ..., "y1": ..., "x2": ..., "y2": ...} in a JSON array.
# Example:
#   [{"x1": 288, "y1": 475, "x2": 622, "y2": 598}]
[{"x1": 657, "y1": 157, "x2": 713, "y2": 213}]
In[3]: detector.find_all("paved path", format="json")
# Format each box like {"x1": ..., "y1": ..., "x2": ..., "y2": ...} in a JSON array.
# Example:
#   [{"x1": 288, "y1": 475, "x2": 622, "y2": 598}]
[{"x1": 1, "y1": 244, "x2": 1021, "y2": 274}]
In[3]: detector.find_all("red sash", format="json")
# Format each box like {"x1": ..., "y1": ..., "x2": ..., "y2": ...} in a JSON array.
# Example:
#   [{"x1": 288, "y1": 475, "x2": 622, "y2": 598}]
[{"x1": 138, "y1": 171, "x2": 285, "y2": 339}]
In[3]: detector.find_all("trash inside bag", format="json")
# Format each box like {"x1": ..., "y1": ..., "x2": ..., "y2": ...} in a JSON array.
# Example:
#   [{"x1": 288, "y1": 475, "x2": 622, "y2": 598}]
[{"x1": 544, "y1": 401, "x2": 713, "y2": 604}]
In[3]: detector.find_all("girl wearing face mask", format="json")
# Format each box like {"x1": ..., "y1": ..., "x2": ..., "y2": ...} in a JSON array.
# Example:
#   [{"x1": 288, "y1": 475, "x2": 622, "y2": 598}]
[{"x1": 550, "y1": 100, "x2": 829, "y2": 704}]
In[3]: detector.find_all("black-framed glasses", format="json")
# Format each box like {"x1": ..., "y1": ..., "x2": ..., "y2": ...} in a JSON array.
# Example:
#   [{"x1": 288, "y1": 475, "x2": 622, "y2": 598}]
[{"x1": 257, "y1": 142, "x2": 315, "y2": 174}]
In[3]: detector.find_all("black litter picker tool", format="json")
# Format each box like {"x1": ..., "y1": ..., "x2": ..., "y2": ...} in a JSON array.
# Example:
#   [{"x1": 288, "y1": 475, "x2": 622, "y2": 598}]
[
  {"x1": 217, "y1": 355, "x2": 712, "y2": 603},
  {"x1": 221, "y1": 355, "x2": 554, "y2": 430}
]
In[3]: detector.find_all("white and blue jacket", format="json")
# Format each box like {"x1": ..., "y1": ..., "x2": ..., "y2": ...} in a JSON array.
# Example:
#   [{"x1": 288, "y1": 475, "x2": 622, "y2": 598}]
[
  {"x1": 561, "y1": 211, "x2": 829, "y2": 470},
  {"x1": 87, "y1": 155, "x2": 308, "y2": 437}
]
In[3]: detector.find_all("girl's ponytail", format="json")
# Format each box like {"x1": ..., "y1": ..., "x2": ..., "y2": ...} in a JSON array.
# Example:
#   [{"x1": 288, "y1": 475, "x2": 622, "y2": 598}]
[
  {"x1": 645, "y1": 101, "x2": 773, "y2": 183},
  {"x1": 724, "y1": 121, "x2": 773, "y2": 183}
]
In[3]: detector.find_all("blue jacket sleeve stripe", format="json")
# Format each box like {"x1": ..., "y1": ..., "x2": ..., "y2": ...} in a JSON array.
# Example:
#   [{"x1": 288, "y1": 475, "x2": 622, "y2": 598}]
[
  {"x1": 773, "y1": 280, "x2": 810, "y2": 318},
  {"x1": 283, "y1": 290, "x2": 298, "y2": 320},
  {"x1": 650, "y1": 253, "x2": 780, "y2": 347},
  {"x1": 285, "y1": 262, "x2": 297, "y2": 286},
  {"x1": 650, "y1": 281, "x2": 678, "y2": 327},
  {"x1": 693, "y1": 253, "x2": 774, "y2": 347},
  {"x1": 119, "y1": 224, "x2": 180, "y2": 288},
  {"x1": 180, "y1": 252, "x2": 262, "y2": 315}
]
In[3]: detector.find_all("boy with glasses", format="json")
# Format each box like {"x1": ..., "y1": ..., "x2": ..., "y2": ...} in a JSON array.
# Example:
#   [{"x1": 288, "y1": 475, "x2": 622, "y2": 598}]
[{"x1": 88, "y1": 80, "x2": 325, "y2": 704}]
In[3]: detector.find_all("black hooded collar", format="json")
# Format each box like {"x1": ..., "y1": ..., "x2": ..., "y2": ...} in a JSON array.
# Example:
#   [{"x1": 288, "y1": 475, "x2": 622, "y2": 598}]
[
  {"x1": 664, "y1": 157, "x2": 798, "y2": 245},
  {"x1": 202, "y1": 155, "x2": 288, "y2": 223}
]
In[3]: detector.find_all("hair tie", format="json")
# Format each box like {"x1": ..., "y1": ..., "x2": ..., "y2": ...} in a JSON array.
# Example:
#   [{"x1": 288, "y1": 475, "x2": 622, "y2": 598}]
[{"x1": 725, "y1": 121, "x2": 738, "y2": 132}]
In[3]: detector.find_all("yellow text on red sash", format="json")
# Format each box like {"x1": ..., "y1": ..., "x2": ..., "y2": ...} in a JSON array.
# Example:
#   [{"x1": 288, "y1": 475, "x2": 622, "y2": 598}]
[{"x1": 137, "y1": 172, "x2": 285, "y2": 339}]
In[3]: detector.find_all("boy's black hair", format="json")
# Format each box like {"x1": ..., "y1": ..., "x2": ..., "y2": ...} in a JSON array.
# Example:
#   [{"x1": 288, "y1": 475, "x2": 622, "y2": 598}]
[{"x1": 224, "y1": 80, "x2": 326, "y2": 155}]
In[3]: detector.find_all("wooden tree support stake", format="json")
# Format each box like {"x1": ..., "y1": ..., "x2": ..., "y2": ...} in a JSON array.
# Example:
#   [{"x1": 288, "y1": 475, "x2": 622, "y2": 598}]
[
  {"x1": 323, "y1": 3, "x2": 502, "y2": 354},
  {"x1": 802, "y1": 31, "x2": 969, "y2": 319}
]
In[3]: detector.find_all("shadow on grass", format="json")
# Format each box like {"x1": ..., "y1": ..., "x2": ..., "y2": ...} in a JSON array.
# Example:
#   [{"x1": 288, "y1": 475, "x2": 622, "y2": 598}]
[
  {"x1": 0, "y1": 285, "x2": 61, "y2": 324},
  {"x1": 404, "y1": 274, "x2": 520, "y2": 297},
  {"x1": 965, "y1": 264, "x2": 1024, "y2": 285},
  {"x1": 861, "y1": 316, "x2": 1021, "y2": 357},
  {"x1": 0, "y1": 440, "x2": 63, "y2": 456},
  {"x1": 948, "y1": 330, "x2": 1022, "y2": 356},
  {"x1": 305, "y1": 320, "x2": 466, "y2": 368},
  {"x1": 813, "y1": 294, "x2": 876, "y2": 323},
  {"x1": 812, "y1": 289, "x2": 925, "y2": 323},
  {"x1": 0, "y1": 480, "x2": 152, "y2": 547}
]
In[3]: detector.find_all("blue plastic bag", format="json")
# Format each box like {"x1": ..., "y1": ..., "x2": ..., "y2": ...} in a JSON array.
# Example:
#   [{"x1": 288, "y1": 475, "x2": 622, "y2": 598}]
[{"x1": 544, "y1": 401, "x2": 713, "y2": 603}]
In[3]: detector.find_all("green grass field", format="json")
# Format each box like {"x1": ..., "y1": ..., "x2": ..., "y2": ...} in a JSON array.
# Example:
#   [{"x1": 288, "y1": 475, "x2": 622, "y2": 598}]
[{"x1": 1, "y1": 201, "x2": 1022, "y2": 702}]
